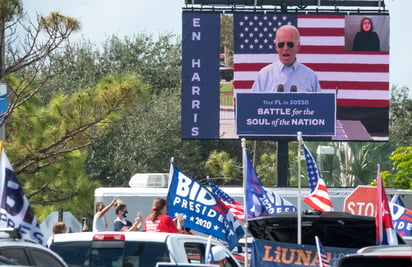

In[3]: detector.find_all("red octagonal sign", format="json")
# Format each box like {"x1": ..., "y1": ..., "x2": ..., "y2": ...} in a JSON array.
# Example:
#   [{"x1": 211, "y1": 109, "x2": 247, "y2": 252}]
[{"x1": 344, "y1": 186, "x2": 377, "y2": 216}]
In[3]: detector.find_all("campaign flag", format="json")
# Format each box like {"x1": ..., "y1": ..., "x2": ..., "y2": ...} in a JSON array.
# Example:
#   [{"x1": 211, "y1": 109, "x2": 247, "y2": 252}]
[
  {"x1": 390, "y1": 202, "x2": 412, "y2": 237},
  {"x1": 391, "y1": 193, "x2": 406, "y2": 207},
  {"x1": 315, "y1": 236, "x2": 331, "y2": 267},
  {"x1": 167, "y1": 164, "x2": 244, "y2": 249},
  {"x1": 207, "y1": 178, "x2": 245, "y2": 222},
  {"x1": 375, "y1": 165, "x2": 398, "y2": 245},
  {"x1": 0, "y1": 142, "x2": 45, "y2": 246},
  {"x1": 244, "y1": 149, "x2": 296, "y2": 218},
  {"x1": 302, "y1": 144, "x2": 334, "y2": 211},
  {"x1": 233, "y1": 13, "x2": 389, "y2": 109}
]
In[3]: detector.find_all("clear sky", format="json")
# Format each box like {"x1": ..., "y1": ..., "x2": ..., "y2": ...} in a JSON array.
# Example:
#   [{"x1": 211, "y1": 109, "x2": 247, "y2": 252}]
[{"x1": 22, "y1": 0, "x2": 411, "y2": 92}]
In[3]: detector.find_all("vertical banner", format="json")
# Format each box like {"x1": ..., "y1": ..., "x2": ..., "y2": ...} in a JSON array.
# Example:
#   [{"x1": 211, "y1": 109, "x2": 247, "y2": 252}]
[{"x1": 181, "y1": 12, "x2": 220, "y2": 139}]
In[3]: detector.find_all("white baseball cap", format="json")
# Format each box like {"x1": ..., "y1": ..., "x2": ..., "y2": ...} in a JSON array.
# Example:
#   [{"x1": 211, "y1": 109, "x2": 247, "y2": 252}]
[{"x1": 211, "y1": 246, "x2": 226, "y2": 261}]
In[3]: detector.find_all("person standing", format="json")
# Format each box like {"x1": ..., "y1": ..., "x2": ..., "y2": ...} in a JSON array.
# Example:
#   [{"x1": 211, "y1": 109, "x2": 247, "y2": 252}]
[
  {"x1": 113, "y1": 200, "x2": 142, "y2": 232},
  {"x1": 252, "y1": 24, "x2": 321, "y2": 93},
  {"x1": 93, "y1": 199, "x2": 116, "y2": 232},
  {"x1": 352, "y1": 17, "x2": 380, "y2": 51},
  {"x1": 144, "y1": 197, "x2": 184, "y2": 233}
]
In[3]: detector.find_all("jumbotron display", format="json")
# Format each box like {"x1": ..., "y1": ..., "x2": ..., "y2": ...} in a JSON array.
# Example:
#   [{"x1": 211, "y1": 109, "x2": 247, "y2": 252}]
[{"x1": 181, "y1": 12, "x2": 390, "y2": 141}]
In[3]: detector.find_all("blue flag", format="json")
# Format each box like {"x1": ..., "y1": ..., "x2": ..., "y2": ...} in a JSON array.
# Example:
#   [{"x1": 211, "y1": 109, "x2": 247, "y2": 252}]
[
  {"x1": 244, "y1": 150, "x2": 296, "y2": 218},
  {"x1": 167, "y1": 164, "x2": 244, "y2": 249},
  {"x1": 391, "y1": 193, "x2": 406, "y2": 207}
]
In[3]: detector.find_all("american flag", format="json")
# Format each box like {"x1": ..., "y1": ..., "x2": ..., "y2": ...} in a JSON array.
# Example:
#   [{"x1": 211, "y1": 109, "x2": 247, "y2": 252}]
[
  {"x1": 376, "y1": 165, "x2": 398, "y2": 245},
  {"x1": 302, "y1": 144, "x2": 334, "y2": 211},
  {"x1": 208, "y1": 178, "x2": 245, "y2": 222},
  {"x1": 233, "y1": 13, "x2": 389, "y2": 109},
  {"x1": 315, "y1": 236, "x2": 331, "y2": 267}
]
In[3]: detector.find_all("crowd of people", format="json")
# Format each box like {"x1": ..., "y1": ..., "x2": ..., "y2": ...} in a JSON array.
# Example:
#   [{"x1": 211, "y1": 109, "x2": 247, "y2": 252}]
[
  {"x1": 50, "y1": 197, "x2": 188, "y2": 235},
  {"x1": 48, "y1": 198, "x2": 227, "y2": 265}
]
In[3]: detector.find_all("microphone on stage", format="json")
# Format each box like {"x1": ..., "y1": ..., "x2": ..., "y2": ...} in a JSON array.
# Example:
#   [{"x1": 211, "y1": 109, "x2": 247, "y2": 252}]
[
  {"x1": 277, "y1": 84, "x2": 284, "y2": 92},
  {"x1": 290, "y1": 85, "x2": 297, "y2": 92}
]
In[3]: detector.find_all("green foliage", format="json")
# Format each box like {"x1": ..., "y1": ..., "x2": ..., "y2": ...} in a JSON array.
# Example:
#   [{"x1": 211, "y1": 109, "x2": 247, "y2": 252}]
[
  {"x1": 0, "y1": 0, "x2": 22, "y2": 22},
  {"x1": 381, "y1": 146, "x2": 412, "y2": 189},
  {"x1": 5, "y1": 73, "x2": 146, "y2": 220},
  {"x1": 100, "y1": 33, "x2": 181, "y2": 94},
  {"x1": 256, "y1": 152, "x2": 277, "y2": 186},
  {"x1": 43, "y1": 33, "x2": 181, "y2": 101},
  {"x1": 390, "y1": 85, "x2": 412, "y2": 146},
  {"x1": 205, "y1": 151, "x2": 242, "y2": 184},
  {"x1": 86, "y1": 88, "x2": 242, "y2": 186},
  {"x1": 220, "y1": 14, "x2": 234, "y2": 66},
  {"x1": 23, "y1": 150, "x2": 100, "y2": 221}
]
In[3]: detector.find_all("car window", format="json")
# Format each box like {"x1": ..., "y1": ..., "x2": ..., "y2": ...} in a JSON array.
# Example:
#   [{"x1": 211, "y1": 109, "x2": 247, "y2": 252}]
[
  {"x1": 123, "y1": 241, "x2": 170, "y2": 267},
  {"x1": 183, "y1": 242, "x2": 204, "y2": 264},
  {"x1": 31, "y1": 249, "x2": 66, "y2": 267},
  {"x1": 0, "y1": 248, "x2": 29, "y2": 265},
  {"x1": 51, "y1": 241, "x2": 92, "y2": 266}
]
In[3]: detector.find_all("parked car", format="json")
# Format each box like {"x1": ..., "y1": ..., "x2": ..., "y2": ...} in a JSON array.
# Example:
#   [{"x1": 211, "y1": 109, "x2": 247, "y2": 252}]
[
  {"x1": 220, "y1": 64, "x2": 234, "y2": 81},
  {"x1": 50, "y1": 231, "x2": 242, "y2": 267},
  {"x1": 0, "y1": 228, "x2": 67, "y2": 267},
  {"x1": 338, "y1": 244, "x2": 412, "y2": 267},
  {"x1": 247, "y1": 210, "x2": 406, "y2": 248}
]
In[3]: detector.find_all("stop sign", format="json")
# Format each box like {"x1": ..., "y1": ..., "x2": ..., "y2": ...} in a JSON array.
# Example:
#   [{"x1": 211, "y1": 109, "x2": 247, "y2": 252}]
[{"x1": 344, "y1": 186, "x2": 377, "y2": 216}]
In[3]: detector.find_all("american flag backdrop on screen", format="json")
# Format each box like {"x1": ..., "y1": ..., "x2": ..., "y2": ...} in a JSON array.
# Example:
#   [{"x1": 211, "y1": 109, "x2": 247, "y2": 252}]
[
  {"x1": 208, "y1": 178, "x2": 245, "y2": 222},
  {"x1": 233, "y1": 13, "x2": 389, "y2": 108},
  {"x1": 302, "y1": 144, "x2": 334, "y2": 211}
]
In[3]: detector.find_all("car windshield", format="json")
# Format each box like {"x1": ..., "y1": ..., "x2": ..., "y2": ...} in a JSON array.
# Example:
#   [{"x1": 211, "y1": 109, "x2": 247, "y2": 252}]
[{"x1": 51, "y1": 240, "x2": 170, "y2": 267}]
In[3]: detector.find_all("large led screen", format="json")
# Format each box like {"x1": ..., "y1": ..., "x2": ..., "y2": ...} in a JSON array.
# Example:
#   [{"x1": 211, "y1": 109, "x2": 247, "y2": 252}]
[{"x1": 181, "y1": 12, "x2": 390, "y2": 141}]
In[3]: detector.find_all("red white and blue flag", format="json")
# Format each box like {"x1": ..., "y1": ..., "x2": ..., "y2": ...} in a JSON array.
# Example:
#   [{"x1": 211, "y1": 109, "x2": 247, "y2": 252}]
[
  {"x1": 244, "y1": 149, "x2": 296, "y2": 218},
  {"x1": 302, "y1": 144, "x2": 334, "y2": 211},
  {"x1": 208, "y1": 178, "x2": 245, "y2": 222},
  {"x1": 0, "y1": 142, "x2": 45, "y2": 246},
  {"x1": 167, "y1": 164, "x2": 244, "y2": 249},
  {"x1": 233, "y1": 13, "x2": 389, "y2": 109},
  {"x1": 375, "y1": 165, "x2": 398, "y2": 245},
  {"x1": 315, "y1": 236, "x2": 331, "y2": 267},
  {"x1": 390, "y1": 202, "x2": 412, "y2": 238}
]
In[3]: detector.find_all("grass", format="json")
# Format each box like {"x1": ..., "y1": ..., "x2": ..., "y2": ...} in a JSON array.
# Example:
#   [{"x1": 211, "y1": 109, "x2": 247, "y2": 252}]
[{"x1": 220, "y1": 82, "x2": 234, "y2": 106}]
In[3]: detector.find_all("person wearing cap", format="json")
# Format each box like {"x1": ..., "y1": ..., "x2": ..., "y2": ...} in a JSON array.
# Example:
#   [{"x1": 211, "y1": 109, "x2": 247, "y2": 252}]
[{"x1": 211, "y1": 246, "x2": 227, "y2": 267}]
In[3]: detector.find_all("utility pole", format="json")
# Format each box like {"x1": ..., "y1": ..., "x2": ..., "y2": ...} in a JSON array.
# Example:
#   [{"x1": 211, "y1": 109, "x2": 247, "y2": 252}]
[{"x1": 0, "y1": 12, "x2": 6, "y2": 140}]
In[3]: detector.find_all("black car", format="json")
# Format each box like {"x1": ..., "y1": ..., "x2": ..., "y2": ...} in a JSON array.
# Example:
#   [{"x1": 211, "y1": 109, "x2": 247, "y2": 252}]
[
  {"x1": 247, "y1": 210, "x2": 406, "y2": 248},
  {"x1": 338, "y1": 244, "x2": 412, "y2": 267},
  {"x1": 220, "y1": 64, "x2": 233, "y2": 81}
]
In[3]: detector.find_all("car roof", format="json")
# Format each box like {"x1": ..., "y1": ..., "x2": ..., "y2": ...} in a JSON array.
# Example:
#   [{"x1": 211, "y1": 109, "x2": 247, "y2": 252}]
[
  {"x1": 0, "y1": 228, "x2": 68, "y2": 266},
  {"x1": 356, "y1": 244, "x2": 412, "y2": 256},
  {"x1": 247, "y1": 211, "x2": 406, "y2": 248}
]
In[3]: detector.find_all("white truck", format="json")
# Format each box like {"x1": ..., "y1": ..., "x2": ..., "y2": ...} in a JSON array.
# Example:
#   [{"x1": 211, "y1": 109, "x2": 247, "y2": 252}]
[
  {"x1": 50, "y1": 231, "x2": 242, "y2": 267},
  {"x1": 95, "y1": 173, "x2": 412, "y2": 230}
]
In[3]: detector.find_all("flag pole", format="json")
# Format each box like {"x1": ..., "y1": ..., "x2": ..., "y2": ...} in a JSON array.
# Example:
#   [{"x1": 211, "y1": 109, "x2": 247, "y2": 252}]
[
  {"x1": 376, "y1": 163, "x2": 383, "y2": 245},
  {"x1": 297, "y1": 131, "x2": 302, "y2": 245},
  {"x1": 315, "y1": 236, "x2": 323, "y2": 267},
  {"x1": 241, "y1": 138, "x2": 249, "y2": 267}
]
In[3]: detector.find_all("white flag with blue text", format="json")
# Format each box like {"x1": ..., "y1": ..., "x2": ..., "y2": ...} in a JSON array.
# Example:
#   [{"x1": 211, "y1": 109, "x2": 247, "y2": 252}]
[{"x1": 0, "y1": 143, "x2": 45, "y2": 246}]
